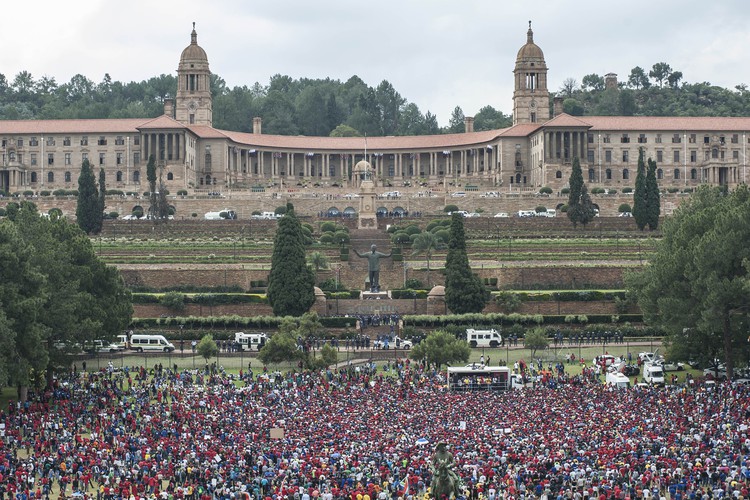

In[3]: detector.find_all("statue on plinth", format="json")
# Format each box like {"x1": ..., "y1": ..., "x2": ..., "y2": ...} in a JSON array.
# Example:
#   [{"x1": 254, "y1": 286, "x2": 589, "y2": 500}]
[
  {"x1": 430, "y1": 442, "x2": 462, "y2": 500},
  {"x1": 353, "y1": 244, "x2": 391, "y2": 292}
]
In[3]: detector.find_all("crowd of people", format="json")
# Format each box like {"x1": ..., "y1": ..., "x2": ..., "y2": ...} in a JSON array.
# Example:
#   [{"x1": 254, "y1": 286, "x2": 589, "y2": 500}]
[{"x1": 2, "y1": 361, "x2": 750, "y2": 500}]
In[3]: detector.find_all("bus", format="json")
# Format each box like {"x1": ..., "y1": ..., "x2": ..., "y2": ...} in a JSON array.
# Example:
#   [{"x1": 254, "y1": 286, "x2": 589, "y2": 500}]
[{"x1": 447, "y1": 366, "x2": 517, "y2": 392}]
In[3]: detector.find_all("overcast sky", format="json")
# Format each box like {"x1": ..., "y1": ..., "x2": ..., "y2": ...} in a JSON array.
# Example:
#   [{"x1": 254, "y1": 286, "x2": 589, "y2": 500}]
[{"x1": 3, "y1": 0, "x2": 750, "y2": 126}]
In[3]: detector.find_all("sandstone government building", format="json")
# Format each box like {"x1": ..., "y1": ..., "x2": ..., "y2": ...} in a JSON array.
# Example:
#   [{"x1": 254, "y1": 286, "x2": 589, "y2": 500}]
[{"x1": 1, "y1": 24, "x2": 748, "y2": 196}]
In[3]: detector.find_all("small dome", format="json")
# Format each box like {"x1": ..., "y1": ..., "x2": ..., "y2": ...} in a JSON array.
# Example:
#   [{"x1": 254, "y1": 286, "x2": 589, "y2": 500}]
[
  {"x1": 516, "y1": 22, "x2": 545, "y2": 62},
  {"x1": 314, "y1": 287, "x2": 325, "y2": 297},
  {"x1": 428, "y1": 285, "x2": 446, "y2": 297},
  {"x1": 354, "y1": 160, "x2": 372, "y2": 173},
  {"x1": 180, "y1": 24, "x2": 208, "y2": 64}
]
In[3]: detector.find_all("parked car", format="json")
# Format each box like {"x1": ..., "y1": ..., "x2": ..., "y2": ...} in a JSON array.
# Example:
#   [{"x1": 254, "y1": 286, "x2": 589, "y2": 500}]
[
  {"x1": 372, "y1": 336, "x2": 413, "y2": 349},
  {"x1": 465, "y1": 212, "x2": 482, "y2": 218},
  {"x1": 451, "y1": 191, "x2": 467, "y2": 197},
  {"x1": 619, "y1": 212, "x2": 632, "y2": 217},
  {"x1": 622, "y1": 364, "x2": 640, "y2": 376},
  {"x1": 122, "y1": 214, "x2": 140, "y2": 220},
  {"x1": 493, "y1": 212, "x2": 509, "y2": 218},
  {"x1": 659, "y1": 360, "x2": 685, "y2": 371},
  {"x1": 703, "y1": 365, "x2": 727, "y2": 381},
  {"x1": 343, "y1": 193, "x2": 360, "y2": 199}
]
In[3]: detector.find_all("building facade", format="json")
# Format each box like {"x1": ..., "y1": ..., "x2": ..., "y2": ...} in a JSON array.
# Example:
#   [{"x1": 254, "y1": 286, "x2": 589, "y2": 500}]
[{"x1": 0, "y1": 24, "x2": 748, "y2": 195}]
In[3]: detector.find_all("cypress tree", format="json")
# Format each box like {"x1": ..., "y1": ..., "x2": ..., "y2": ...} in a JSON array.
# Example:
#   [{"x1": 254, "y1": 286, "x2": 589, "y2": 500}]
[
  {"x1": 96, "y1": 168, "x2": 106, "y2": 232},
  {"x1": 645, "y1": 158, "x2": 661, "y2": 230},
  {"x1": 632, "y1": 147, "x2": 648, "y2": 230},
  {"x1": 579, "y1": 183, "x2": 596, "y2": 226},
  {"x1": 444, "y1": 213, "x2": 488, "y2": 314},
  {"x1": 146, "y1": 155, "x2": 158, "y2": 219},
  {"x1": 267, "y1": 203, "x2": 315, "y2": 317},
  {"x1": 566, "y1": 157, "x2": 584, "y2": 227},
  {"x1": 75, "y1": 159, "x2": 101, "y2": 234}
]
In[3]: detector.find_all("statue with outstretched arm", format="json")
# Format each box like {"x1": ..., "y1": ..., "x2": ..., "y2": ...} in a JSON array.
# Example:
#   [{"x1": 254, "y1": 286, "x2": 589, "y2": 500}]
[{"x1": 353, "y1": 244, "x2": 392, "y2": 292}]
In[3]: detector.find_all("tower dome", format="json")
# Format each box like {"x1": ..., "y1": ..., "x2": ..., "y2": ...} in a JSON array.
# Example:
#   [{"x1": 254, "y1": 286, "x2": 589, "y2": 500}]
[
  {"x1": 175, "y1": 23, "x2": 212, "y2": 126},
  {"x1": 179, "y1": 23, "x2": 209, "y2": 69},
  {"x1": 515, "y1": 22, "x2": 545, "y2": 63},
  {"x1": 512, "y1": 21, "x2": 549, "y2": 125}
]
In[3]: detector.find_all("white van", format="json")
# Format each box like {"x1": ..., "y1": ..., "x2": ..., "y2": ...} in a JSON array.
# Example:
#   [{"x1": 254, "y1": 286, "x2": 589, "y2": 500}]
[
  {"x1": 642, "y1": 361, "x2": 665, "y2": 385},
  {"x1": 517, "y1": 210, "x2": 535, "y2": 217},
  {"x1": 234, "y1": 332, "x2": 268, "y2": 351},
  {"x1": 466, "y1": 328, "x2": 503, "y2": 348},
  {"x1": 128, "y1": 334, "x2": 175, "y2": 352},
  {"x1": 606, "y1": 371, "x2": 631, "y2": 389}
]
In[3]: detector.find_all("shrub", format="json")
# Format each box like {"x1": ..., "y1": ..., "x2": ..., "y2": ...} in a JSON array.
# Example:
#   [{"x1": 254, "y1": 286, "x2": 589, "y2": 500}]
[
  {"x1": 539, "y1": 186, "x2": 553, "y2": 195},
  {"x1": 404, "y1": 278, "x2": 425, "y2": 289},
  {"x1": 0, "y1": 208, "x2": 5, "y2": 217},
  {"x1": 667, "y1": 187, "x2": 679, "y2": 193},
  {"x1": 682, "y1": 188, "x2": 694, "y2": 193},
  {"x1": 618, "y1": 203, "x2": 632, "y2": 213},
  {"x1": 320, "y1": 221, "x2": 337, "y2": 233},
  {"x1": 590, "y1": 187, "x2": 604, "y2": 195},
  {"x1": 160, "y1": 291, "x2": 186, "y2": 311},
  {"x1": 622, "y1": 187, "x2": 633, "y2": 193},
  {"x1": 108, "y1": 211, "x2": 119, "y2": 219},
  {"x1": 443, "y1": 204, "x2": 459, "y2": 213},
  {"x1": 535, "y1": 206, "x2": 547, "y2": 213},
  {"x1": 40, "y1": 190, "x2": 51, "y2": 197},
  {"x1": 192, "y1": 213, "x2": 198, "y2": 218},
  {"x1": 319, "y1": 233, "x2": 334, "y2": 244},
  {"x1": 177, "y1": 189, "x2": 188, "y2": 196},
  {"x1": 560, "y1": 188, "x2": 570, "y2": 195},
  {"x1": 608, "y1": 189, "x2": 617, "y2": 195},
  {"x1": 23, "y1": 190, "x2": 34, "y2": 196},
  {"x1": 560, "y1": 204, "x2": 569, "y2": 213},
  {"x1": 52, "y1": 189, "x2": 67, "y2": 196},
  {"x1": 494, "y1": 291, "x2": 521, "y2": 313},
  {"x1": 274, "y1": 205, "x2": 288, "y2": 215}
]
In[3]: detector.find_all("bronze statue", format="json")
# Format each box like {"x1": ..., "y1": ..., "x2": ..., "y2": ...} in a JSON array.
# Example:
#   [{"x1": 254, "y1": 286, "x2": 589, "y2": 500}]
[
  {"x1": 430, "y1": 442, "x2": 462, "y2": 499},
  {"x1": 353, "y1": 244, "x2": 391, "y2": 292}
]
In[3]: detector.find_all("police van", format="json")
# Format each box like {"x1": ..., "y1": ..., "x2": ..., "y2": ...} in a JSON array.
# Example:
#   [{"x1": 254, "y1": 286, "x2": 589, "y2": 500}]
[
  {"x1": 127, "y1": 334, "x2": 175, "y2": 352},
  {"x1": 466, "y1": 328, "x2": 503, "y2": 348},
  {"x1": 234, "y1": 332, "x2": 268, "y2": 351}
]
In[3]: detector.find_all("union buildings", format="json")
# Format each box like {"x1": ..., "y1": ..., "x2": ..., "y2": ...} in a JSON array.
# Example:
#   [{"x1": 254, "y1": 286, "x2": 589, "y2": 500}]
[{"x1": 0, "y1": 24, "x2": 748, "y2": 196}]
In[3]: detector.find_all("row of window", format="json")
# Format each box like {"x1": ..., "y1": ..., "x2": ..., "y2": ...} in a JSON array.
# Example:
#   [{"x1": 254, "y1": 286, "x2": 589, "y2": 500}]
[
  {"x1": 27, "y1": 171, "x2": 177, "y2": 184},
  {"x1": 3, "y1": 152, "x2": 141, "y2": 166},
  {"x1": 595, "y1": 133, "x2": 742, "y2": 145},
  {"x1": 587, "y1": 148, "x2": 738, "y2": 164},
  {"x1": 555, "y1": 167, "x2": 699, "y2": 181},
  {"x1": 1, "y1": 135, "x2": 138, "y2": 148}
]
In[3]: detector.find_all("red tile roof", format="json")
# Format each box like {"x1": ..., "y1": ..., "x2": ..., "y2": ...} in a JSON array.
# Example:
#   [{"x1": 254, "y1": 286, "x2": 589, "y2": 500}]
[
  {"x1": 216, "y1": 128, "x2": 509, "y2": 151},
  {"x1": 579, "y1": 116, "x2": 750, "y2": 132},
  {"x1": 0, "y1": 118, "x2": 148, "y2": 134}
]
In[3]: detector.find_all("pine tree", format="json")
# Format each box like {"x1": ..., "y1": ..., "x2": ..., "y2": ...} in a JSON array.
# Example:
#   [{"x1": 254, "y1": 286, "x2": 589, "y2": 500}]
[
  {"x1": 632, "y1": 148, "x2": 648, "y2": 230},
  {"x1": 75, "y1": 159, "x2": 101, "y2": 234},
  {"x1": 444, "y1": 213, "x2": 488, "y2": 314},
  {"x1": 645, "y1": 158, "x2": 661, "y2": 230},
  {"x1": 267, "y1": 203, "x2": 315, "y2": 317}
]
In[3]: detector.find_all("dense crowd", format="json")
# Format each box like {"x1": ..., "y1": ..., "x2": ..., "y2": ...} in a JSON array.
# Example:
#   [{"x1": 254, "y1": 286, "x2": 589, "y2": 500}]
[{"x1": 2, "y1": 361, "x2": 750, "y2": 500}]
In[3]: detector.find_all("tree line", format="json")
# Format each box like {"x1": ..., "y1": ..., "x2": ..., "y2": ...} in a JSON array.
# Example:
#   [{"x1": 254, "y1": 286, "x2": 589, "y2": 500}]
[
  {"x1": 0, "y1": 70, "x2": 510, "y2": 136},
  {"x1": 557, "y1": 62, "x2": 750, "y2": 117}
]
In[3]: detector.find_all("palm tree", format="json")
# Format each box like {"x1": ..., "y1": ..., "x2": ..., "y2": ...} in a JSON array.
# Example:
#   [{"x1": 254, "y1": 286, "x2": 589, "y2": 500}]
[
  {"x1": 308, "y1": 250, "x2": 329, "y2": 283},
  {"x1": 411, "y1": 231, "x2": 445, "y2": 286}
]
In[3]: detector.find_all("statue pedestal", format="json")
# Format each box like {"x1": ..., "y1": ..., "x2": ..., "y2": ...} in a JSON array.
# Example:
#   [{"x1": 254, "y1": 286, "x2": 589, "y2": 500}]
[{"x1": 361, "y1": 290, "x2": 391, "y2": 300}]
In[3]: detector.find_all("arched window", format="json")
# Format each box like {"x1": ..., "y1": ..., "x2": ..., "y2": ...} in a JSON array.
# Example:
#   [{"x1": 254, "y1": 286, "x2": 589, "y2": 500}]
[
  {"x1": 622, "y1": 168, "x2": 630, "y2": 180},
  {"x1": 690, "y1": 168, "x2": 697, "y2": 180},
  {"x1": 556, "y1": 170, "x2": 562, "y2": 179},
  {"x1": 588, "y1": 168, "x2": 595, "y2": 182},
  {"x1": 674, "y1": 169, "x2": 680, "y2": 180},
  {"x1": 515, "y1": 173, "x2": 521, "y2": 184},
  {"x1": 116, "y1": 171, "x2": 123, "y2": 182},
  {"x1": 657, "y1": 168, "x2": 663, "y2": 179},
  {"x1": 133, "y1": 170, "x2": 140, "y2": 183},
  {"x1": 48, "y1": 172, "x2": 54, "y2": 183},
  {"x1": 205, "y1": 175, "x2": 211, "y2": 185},
  {"x1": 605, "y1": 169, "x2": 612, "y2": 180},
  {"x1": 712, "y1": 147, "x2": 719, "y2": 159},
  {"x1": 167, "y1": 172, "x2": 174, "y2": 181},
  {"x1": 64, "y1": 171, "x2": 71, "y2": 183},
  {"x1": 30, "y1": 172, "x2": 38, "y2": 183}
]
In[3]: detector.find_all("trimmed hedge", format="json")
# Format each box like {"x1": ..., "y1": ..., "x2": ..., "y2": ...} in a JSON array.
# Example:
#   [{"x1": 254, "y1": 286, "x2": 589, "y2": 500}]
[
  {"x1": 130, "y1": 314, "x2": 359, "y2": 330},
  {"x1": 132, "y1": 293, "x2": 267, "y2": 305},
  {"x1": 509, "y1": 291, "x2": 628, "y2": 302},
  {"x1": 402, "y1": 312, "x2": 643, "y2": 328},
  {"x1": 390, "y1": 289, "x2": 429, "y2": 299}
]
